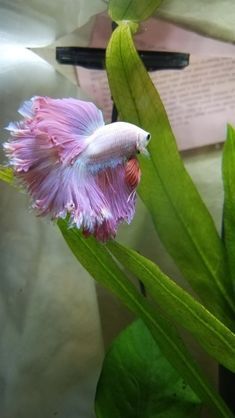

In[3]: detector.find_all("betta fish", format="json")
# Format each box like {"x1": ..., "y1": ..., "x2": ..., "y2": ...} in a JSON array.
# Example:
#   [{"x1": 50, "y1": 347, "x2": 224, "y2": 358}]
[{"x1": 3, "y1": 97, "x2": 150, "y2": 241}]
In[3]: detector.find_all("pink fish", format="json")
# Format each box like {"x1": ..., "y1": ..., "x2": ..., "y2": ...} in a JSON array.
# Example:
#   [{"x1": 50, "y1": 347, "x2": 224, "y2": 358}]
[{"x1": 3, "y1": 97, "x2": 150, "y2": 241}]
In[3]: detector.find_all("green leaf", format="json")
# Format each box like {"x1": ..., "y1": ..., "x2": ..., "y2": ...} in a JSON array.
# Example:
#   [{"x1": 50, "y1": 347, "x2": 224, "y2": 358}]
[
  {"x1": 95, "y1": 320, "x2": 202, "y2": 418},
  {"x1": 0, "y1": 166, "x2": 14, "y2": 184},
  {"x1": 108, "y1": 240, "x2": 235, "y2": 372},
  {"x1": 105, "y1": 22, "x2": 235, "y2": 324},
  {"x1": 222, "y1": 125, "x2": 235, "y2": 286},
  {"x1": 58, "y1": 220, "x2": 234, "y2": 418},
  {"x1": 108, "y1": 0, "x2": 163, "y2": 22}
]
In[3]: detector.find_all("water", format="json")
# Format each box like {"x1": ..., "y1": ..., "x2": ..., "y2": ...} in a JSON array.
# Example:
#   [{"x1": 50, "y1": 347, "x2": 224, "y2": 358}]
[
  {"x1": 0, "y1": 2, "x2": 219, "y2": 417},
  {"x1": 0, "y1": 2, "x2": 108, "y2": 417}
]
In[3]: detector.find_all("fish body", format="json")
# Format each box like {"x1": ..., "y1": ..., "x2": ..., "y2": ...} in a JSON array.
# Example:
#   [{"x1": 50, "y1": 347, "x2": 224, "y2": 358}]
[{"x1": 82, "y1": 121, "x2": 150, "y2": 173}]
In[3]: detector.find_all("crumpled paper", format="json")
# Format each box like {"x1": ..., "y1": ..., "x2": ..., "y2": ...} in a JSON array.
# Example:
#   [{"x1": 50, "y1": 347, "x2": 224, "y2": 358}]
[
  {"x1": 0, "y1": 0, "x2": 107, "y2": 47},
  {"x1": 158, "y1": 0, "x2": 235, "y2": 43}
]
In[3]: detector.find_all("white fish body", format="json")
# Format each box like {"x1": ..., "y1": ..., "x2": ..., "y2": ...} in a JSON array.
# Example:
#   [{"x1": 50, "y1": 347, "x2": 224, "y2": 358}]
[{"x1": 81, "y1": 121, "x2": 150, "y2": 173}]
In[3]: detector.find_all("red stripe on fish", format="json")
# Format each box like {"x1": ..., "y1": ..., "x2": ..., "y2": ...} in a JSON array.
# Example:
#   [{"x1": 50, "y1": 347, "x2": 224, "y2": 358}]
[{"x1": 125, "y1": 157, "x2": 141, "y2": 189}]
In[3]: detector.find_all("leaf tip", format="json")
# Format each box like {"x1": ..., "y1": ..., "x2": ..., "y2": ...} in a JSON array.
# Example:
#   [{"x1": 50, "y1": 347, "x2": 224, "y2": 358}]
[{"x1": 226, "y1": 124, "x2": 235, "y2": 141}]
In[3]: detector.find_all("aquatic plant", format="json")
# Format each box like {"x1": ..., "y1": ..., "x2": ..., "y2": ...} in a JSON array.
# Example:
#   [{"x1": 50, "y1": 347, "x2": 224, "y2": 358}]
[{"x1": 1, "y1": 1, "x2": 235, "y2": 417}]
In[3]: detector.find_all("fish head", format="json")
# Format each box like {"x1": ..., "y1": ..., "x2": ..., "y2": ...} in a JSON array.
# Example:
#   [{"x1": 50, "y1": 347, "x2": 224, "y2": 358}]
[{"x1": 136, "y1": 128, "x2": 151, "y2": 156}]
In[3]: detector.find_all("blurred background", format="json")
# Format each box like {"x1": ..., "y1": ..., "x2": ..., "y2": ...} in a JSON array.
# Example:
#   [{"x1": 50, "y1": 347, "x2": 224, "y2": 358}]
[{"x1": 0, "y1": 1, "x2": 235, "y2": 417}]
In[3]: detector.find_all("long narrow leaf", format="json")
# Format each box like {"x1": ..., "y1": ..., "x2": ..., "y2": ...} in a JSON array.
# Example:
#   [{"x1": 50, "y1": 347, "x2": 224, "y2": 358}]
[
  {"x1": 222, "y1": 125, "x2": 235, "y2": 287},
  {"x1": 106, "y1": 22, "x2": 235, "y2": 323},
  {"x1": 108, "y1": 0, "x2": 163, "y2": 22},
  {"x1": 58, "y1": 220, "x2": 233, "y2": 418},
  {"x1": 108, "y1": 240, "x2": 235, "y2": 372}
]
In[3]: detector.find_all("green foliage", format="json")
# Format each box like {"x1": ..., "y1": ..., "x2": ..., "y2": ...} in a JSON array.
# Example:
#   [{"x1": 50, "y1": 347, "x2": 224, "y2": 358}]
[
  {"x1": 0, "y1": 166, "x2": 14, "y2": 184},
  {"x1": 58, "y1": 220, "x2": 233, "y2": 418},
  {"x1": 95, "y1": 320, "x2": 202, "y2": 418},
  {"x1": 106, "y1": 22, "x2": 235, "y2": 325},
  {"x1": 108, "y1": 240, "x2": 235, "y2": 372},
  {"x1": 108, "y1": 0, "x2": 163, "y2": 22},
  {"x1": 222, "y1": 125, "x2": 235, "y2": 286}
]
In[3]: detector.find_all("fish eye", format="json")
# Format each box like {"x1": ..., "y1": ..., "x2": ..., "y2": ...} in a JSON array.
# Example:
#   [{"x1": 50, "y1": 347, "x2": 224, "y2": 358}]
[{"x1": 146, "y1": 133, "x2": 151, "y2": 141}]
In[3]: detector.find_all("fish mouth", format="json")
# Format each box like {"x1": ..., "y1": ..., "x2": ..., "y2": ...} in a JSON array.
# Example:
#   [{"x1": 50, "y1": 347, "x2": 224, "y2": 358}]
[
  {"x1": 136, "y1": 138, "x2": 150, "y2": 157},
  {"x1": 138, "y1": 146, "x2": 150, "y2": 157}
]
